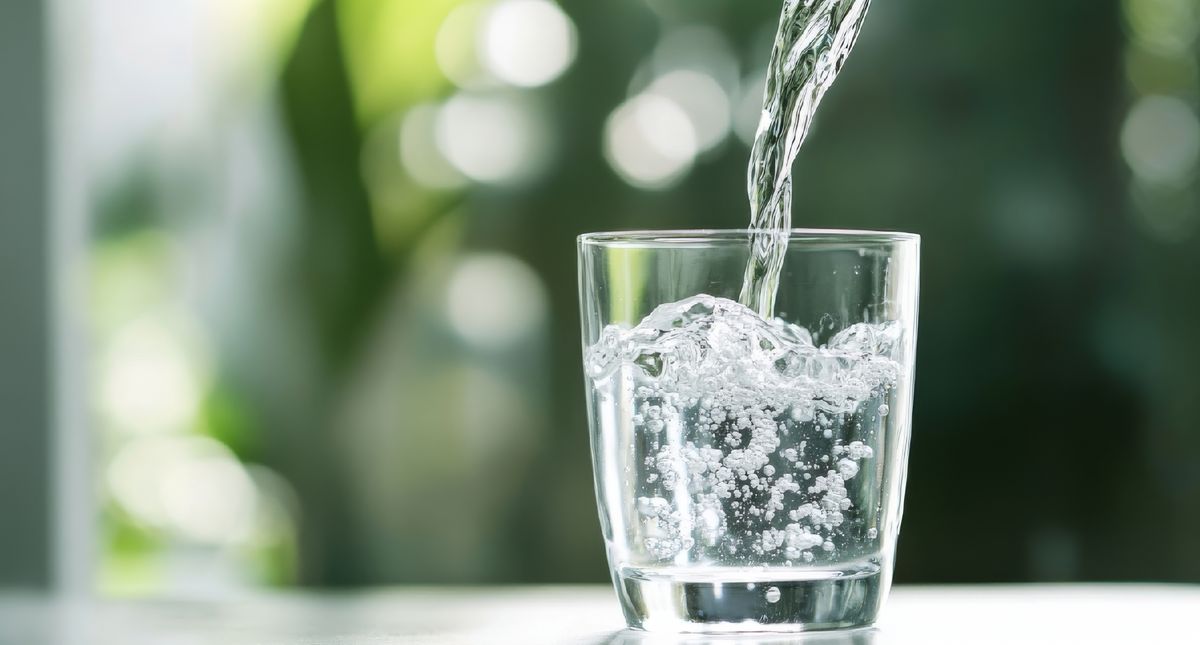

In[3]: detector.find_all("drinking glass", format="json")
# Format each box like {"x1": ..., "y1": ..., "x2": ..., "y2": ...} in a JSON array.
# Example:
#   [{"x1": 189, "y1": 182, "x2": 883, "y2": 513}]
[{"x1": 578, "y1": 229, "x2": 919, "y2": 633}]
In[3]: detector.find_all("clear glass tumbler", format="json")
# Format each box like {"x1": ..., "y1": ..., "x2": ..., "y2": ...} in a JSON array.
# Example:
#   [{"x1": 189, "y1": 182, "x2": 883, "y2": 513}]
[{"x1": 578, "y1": 229, "x2": 920, "y2": 633}]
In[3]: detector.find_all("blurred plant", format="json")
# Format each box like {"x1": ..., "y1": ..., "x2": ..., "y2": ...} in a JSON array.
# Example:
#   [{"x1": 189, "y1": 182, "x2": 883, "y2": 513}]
[
  {"x1": 90, "y1": 0, "x2": 321, "y2": 593},
  {"x1": 94, "y1": 0, "x2": 569, "y2": 589}
]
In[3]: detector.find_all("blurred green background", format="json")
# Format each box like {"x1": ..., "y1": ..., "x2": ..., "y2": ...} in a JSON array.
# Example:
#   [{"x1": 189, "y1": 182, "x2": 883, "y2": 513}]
[{"x1": 45, "y1": 0, "x2": 1200, "y2": 592}]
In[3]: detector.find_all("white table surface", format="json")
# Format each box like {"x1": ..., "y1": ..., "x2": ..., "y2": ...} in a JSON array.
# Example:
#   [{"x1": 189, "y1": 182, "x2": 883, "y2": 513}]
[{"x1": 2, "y1": 584, "x2": 1197, "y2": 644}]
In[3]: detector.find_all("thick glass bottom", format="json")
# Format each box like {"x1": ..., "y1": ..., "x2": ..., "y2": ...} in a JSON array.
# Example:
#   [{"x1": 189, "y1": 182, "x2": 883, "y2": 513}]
[{"x1": 615, "y1": 561, "x2": 884, "y2": 633}]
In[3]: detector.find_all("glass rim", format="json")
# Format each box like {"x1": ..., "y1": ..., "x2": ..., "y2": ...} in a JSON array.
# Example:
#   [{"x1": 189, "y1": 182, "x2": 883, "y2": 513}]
[{"x1": 578, "y1": 228, "x2": 920, "y2": 247}]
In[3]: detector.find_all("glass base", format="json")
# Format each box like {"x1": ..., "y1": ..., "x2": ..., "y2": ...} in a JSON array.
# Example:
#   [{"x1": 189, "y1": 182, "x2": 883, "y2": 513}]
[{"x1": 615, "y1": 562, "x2": 884, "y2": 633}]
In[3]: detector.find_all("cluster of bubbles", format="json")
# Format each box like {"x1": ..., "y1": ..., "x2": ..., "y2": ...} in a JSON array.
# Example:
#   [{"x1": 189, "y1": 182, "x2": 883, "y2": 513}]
[{"x1": 587, "y1": 295, "x2": 902, "y2": 564}]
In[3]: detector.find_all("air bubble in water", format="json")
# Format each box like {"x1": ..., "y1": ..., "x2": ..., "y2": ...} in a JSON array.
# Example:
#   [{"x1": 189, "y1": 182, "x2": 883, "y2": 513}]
[
  {"x1": 877, "y1": 404, "x2": 890, "y2": 417},
  {"x1": 765, "y1": 586, "x2": 781, "y2": 603}
]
